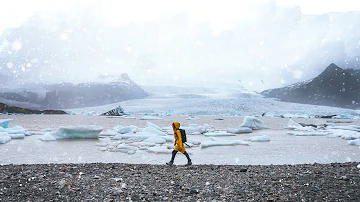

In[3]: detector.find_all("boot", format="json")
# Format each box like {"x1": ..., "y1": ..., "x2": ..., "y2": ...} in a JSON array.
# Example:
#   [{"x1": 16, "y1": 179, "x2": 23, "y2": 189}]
[
  {"x1": 166, "y1": 150, "x2": 178, "y2": 166},
  {"x1": 183, "y1": 152, "x2": 192, "y2": 166}
]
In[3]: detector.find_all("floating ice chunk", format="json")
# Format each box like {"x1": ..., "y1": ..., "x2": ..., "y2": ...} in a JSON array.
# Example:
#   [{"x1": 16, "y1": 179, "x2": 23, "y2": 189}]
[
  {"x1": 334, "y1": 114, "x2": 356, "y2": 119},
  {"x1": 187, "y1": 140, "x2": 201, "y2": 145},
  {"x1": 348, "y1": 139, "x2": 360, "y2": 145},
  {"x1": 143, "y1": 137, "x2": 166, "y2": 144},
  {"x1": 141, "y1": 126, "x2": 166, "y2": 136},
  {"x1": 201, "y1": 137, "x2": 249, "y2": 148},
  {"x1": 247, "y1": 135, "x2": 270, "y2": 142},
  {"x1": 122, "y1": 116, "x2": 136, "y2": 119},
  {"x1": 40, "y1": 133, "x2": 56, "y2": 141},
  {"x1": 99, "y1": 147, "x2": 107, "y2": 151},
  {"x1": 240, "y1": 116, "x2": 267, "y2": 130},
  {"x1": 203, "y1": 131, "x2": 236, "y2": 136},
  {"x1": 0, "y1": 135, "x2": 11, "y2": 143},
  {"x1": 129, "y1": 142, "x2": 156, "y2": 147},
  {"x1": 147, "y1": 145, "x2": 172, "y2": 154},
  {"x1": 285, "y1": 119, "x2": 304, "y2": 130},
  {"x1": 227, "y1": 127, "x2": 252, "y2": 134},
  {"x1": 139, "y1": 116, "x2": 163, "y2": 120},
  {"x1": 99, "y1": 131, "x2": 119, "y2": 137},
  {"x1": 182, "y1": 124, "x2": 208, "y2": 134},
  {"x1": 0, "y1": 132, "x2": 9, "y2": 136},
  {"x1": 113, "y1": 125, "x2": 139, "y2": 134},
  {"x1": 357, "y1": 164, "x2": 360, "y2": 169},
  {"x1": 94, "y1": 143, "x2": 109, "y2": 147},
  {"x1": 325, "y1": 126, "x2": 360, "y2": 132},
  {"x1": 109, "y1": 144, "x2": 138, "y2": 154},
  {"x1": 41, "y1": 128, "x2": 58, "y2": 132},
  {"x1": 184, "y1": 142, "x2": 194, "y2": 147},
  {"x1": 287, "y1": 131, "x2": 330, "y2": 136},
  {"x1": 186, "y1": 116, "x2": 200, "y2": 120},
  {"x1": 0, "y1": 119, "x2": 12, "y2": 128},
  {"x1": 348, "y1": 125, "x2": 360, "y2": 129},
  {"x1": 282, "y1": 114, "x2": 310, "y2": 119},
  {"x1": 147, "y1": 121, "x2": 163, "y2": 132},
  {"x1": 333, "y1": 129, "x2": 360, "y2": 140},
  {"x1": 112, "y1": 132, "x2": 158, "y2": 140},
  {"x1": 4, "y1": 126, "x2": 26, "y2": 134},
  {"x1": 40, "y1": 125, "x2": 103, "y2": 140},
  {"x1": 9, "y1": 133, "x2": 25, "y2": 139}
]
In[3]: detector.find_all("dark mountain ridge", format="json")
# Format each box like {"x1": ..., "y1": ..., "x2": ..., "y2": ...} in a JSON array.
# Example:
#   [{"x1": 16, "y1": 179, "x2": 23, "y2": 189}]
[
  {"x1": 261, "y1": 63, "x2": 360, "y2": 109},
  {"x1": 0, "y1": 75, "x2": 148, "y2": 109}
]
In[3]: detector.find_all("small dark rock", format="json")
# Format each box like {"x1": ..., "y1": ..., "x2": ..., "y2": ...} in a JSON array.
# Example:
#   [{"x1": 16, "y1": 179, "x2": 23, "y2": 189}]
[{"x1": 240, "y1": 168, "x2": 248, "y2": 172}]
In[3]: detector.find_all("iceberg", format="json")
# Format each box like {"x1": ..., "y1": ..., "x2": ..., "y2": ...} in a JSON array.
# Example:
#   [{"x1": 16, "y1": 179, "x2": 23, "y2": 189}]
[
  {"x1": 240, "y1": 116, "x2": 267, "y2": 129},
  {"x1": 0, "y1": 119, "x2": 12, "y2": 128},
  {"x1": 247, "y1": 135, "x2": 270, "y2": 142},
  {"x1": 101, "y1": 106, "x2": 125, "y2": 116},
  {"x1": 0, "y1": 135, "x2": 11, "y2": 144},
  {"x1": 203, "y1": 131, "x2": 236, "y2": 136},
  {"x1": 227, "y1": 127, "x2": 252, "y2": 134},
  {"x1": 40, "y1": 125, "x2": 103, "y2": 140},
  {"x1": 348, "y1": 139, "x2": 360, "y2": 145}
]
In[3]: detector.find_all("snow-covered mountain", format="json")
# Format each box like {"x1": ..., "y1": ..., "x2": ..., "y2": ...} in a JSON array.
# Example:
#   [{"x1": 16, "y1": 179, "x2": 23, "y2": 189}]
[
  {"x1": 261, "y1": 63, "x2": 360, "y2": 109},
  {"x1": 0, "y1": 74, "x2": 148, "y2": 109}
]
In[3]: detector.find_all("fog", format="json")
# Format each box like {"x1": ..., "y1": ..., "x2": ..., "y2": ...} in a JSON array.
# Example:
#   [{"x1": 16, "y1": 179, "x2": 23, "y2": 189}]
[{"x1": 1, "y1": 0, "x2": 360, "y2": 91}]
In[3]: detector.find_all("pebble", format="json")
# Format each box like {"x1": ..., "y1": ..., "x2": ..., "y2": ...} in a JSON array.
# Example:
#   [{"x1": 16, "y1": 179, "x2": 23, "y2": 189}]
[{"x1": 0, "y1": 162, "x2": 359, "y2": 201}]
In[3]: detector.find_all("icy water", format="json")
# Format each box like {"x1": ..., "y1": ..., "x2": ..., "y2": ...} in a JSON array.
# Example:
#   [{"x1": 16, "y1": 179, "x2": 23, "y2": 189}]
[{"x1": 1, "y1": 115, "x2": 360, "y2": 165}]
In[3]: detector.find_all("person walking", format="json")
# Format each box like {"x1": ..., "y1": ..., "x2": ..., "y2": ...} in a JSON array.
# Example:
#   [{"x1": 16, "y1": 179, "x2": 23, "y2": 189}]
[{"x1": 166, "y1": 122, "x2": 192, "y2": 166}]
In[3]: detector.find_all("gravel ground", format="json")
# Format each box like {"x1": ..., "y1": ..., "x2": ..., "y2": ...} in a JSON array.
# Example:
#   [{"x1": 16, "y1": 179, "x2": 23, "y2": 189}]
[{"x1": 1, "y1": 162, "x2": 359, "y2": 201}]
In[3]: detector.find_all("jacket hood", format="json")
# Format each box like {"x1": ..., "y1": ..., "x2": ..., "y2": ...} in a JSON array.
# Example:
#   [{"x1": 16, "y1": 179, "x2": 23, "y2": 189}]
[{"x1": 172, "y1": 122, "x2": 180, "y2": 130}]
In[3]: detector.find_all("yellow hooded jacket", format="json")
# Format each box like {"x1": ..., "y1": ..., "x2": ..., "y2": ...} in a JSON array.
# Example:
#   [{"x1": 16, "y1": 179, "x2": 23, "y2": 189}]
[{"x1": 172, "y1": 122, "x2": 186, "y2": 153}]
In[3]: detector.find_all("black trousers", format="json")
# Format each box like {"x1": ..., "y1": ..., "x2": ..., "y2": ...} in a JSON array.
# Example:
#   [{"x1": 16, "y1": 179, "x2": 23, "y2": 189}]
[{"x1": 170, "y1": 150, "x2": 191, "y2": 162}]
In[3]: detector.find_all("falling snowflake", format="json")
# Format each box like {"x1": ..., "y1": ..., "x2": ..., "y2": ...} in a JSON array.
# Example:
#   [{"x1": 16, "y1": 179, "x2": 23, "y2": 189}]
[
  {"x1": 7, "y1": 62, "x2": 14, "y2": 69},
  {"x1": 12, "y1": 41, "x2": 22, "y2": 51}
]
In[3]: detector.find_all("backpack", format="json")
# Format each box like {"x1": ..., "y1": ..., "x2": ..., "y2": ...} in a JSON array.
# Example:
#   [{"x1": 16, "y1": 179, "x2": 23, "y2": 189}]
[{"x1": 178, "y1": 129, "x2": 187, "y2": 143}]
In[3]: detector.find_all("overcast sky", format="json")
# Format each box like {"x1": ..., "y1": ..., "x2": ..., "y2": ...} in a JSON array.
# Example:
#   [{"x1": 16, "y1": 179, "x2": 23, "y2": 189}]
[{"x1": 1, "y1": 0, "x2": 360, "y2": 91}]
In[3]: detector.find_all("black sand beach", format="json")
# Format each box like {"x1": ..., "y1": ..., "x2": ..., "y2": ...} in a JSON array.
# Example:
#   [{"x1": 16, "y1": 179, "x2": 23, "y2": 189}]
[{"x1": 1, "y1": 162, "x2": 359, "y2": 201}]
